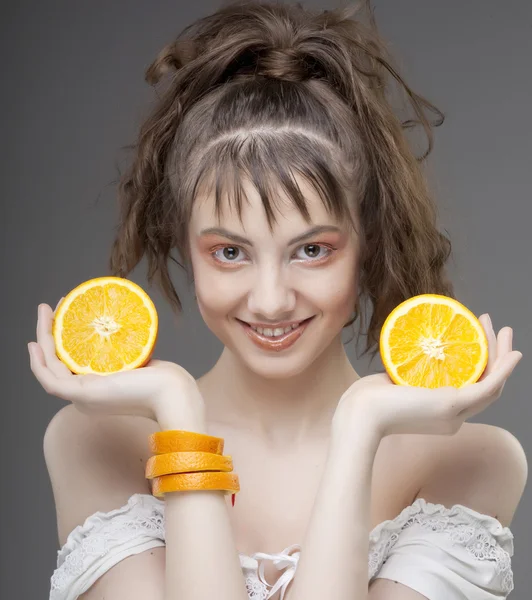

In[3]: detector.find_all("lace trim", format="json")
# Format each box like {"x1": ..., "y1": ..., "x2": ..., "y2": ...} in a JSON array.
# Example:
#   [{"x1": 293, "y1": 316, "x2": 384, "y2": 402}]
[
  {"x1": 367, "y1": 498, "x2": 515, "y2": 594},
  {"x1": 51, "y1": 494, "x2": 166, "y2": 597},
  {"x1": 52, "y1": 494, "x2": 515, "y2": 599}
]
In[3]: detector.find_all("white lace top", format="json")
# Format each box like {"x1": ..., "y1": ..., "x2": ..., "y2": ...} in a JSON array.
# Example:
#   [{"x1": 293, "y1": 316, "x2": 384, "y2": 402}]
[{"x1": 49, "y1": 494, "x2": 515, "y2": 600}]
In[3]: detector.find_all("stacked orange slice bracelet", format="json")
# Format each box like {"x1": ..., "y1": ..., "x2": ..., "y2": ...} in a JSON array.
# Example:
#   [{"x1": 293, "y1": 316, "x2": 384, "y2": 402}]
[{"x1": 146, "y1": 430, "x2": 240, "y2": 506}]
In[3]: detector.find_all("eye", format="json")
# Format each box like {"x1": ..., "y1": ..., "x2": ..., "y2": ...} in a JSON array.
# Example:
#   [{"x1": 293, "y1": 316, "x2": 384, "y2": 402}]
[
  {"x1": 294, "y1": 243, "x2": 333, "y2": 262},
  {"x1": 210, "y1": 243, "x2": 335, "y2": 265},
  {"x1": 211, "y1": 246, "x2": 247, "y2": 264}
]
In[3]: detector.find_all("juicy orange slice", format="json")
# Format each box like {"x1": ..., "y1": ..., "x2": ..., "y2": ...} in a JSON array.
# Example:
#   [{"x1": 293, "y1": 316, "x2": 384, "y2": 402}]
[
  {"x1": 380, "y1": 294, "x2": 488, "y2": 388},
  {"x1": 52, "y1": 276, "x2": 158, "y2": 375}
]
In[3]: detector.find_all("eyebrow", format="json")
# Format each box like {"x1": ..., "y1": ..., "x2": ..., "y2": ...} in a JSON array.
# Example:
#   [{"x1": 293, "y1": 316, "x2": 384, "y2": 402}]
[{"x1": 199, "y1": 225, "x2": 342, "y2": 246}]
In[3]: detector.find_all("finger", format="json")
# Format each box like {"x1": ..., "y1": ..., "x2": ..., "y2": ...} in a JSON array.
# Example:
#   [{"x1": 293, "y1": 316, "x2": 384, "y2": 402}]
[
  {"x1": 457, "y1": 350, "x2": 522, "y2": 415},
  {"x1": 489, "y1": 327, "x2": 513, "y2": 375},
  {"x1": 36, "y1": 303, "x2": 73, "y2": 378},
  {"x1": 478, "y1": 314, "x2": 497, "y2": 381},
  {"x1": 495, "y1": 327, "x2": 513, "y2": 366},
  {"x1": 28, "y1": 342, "x2": 73, "y2": 401}
]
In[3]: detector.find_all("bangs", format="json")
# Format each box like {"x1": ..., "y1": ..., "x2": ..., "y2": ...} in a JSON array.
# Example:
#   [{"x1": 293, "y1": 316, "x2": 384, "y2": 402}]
[{"x1": 185, "y1": 129, "x2": 359, "y2": 233}]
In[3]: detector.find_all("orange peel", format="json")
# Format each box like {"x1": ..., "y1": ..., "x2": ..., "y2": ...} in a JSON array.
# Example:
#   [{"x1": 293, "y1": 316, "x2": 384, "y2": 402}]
[{"x1": 145, "y1": 451, "x2": 233, "y2": 479}]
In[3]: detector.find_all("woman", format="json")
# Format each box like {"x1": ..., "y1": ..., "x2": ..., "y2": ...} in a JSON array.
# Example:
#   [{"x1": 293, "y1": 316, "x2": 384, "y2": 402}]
[{"x1": 29, "y1": 2, "x2": 526, "y2": 599}]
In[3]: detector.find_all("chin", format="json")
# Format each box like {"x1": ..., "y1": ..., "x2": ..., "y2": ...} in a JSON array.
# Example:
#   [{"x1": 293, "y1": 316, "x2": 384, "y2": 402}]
[{"x1": 238, "y1": 354, "x2": 316, "y2": 380}]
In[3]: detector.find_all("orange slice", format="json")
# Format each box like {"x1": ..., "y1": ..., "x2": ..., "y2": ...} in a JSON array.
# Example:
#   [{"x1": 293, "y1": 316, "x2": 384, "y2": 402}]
[
  {"x1": 149, "y1": 430, "x2": 225, "y2": 455},
  {"x1": 52, "y1": 276, "x2": 158, "y2": 375},
  {"x1": 151, "y1": 471, "x2": 240, "y2": 498},
  {"x1": 380, "y1": 294, "x2": 488, "y2": 388},
  {"x1": 145, "y1": 451, "x2": 233, "y2": 479}
]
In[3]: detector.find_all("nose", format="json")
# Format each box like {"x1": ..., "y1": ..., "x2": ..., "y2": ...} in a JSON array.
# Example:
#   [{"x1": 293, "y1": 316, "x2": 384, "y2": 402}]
[{"x1": 247, "y1": 264, "x2": 296, "y2": 320}]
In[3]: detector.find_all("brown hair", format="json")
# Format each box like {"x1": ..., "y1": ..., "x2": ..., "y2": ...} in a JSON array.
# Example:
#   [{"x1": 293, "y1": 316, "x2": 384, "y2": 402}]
[{"x1": 109, "y1": 0, "x2": 454, "y2": 360}]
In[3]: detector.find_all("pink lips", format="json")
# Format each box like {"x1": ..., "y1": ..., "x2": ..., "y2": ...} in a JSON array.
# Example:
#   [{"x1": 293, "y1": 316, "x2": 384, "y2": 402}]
[{"x1": 239, "y1": 317, "x2": 314, "y2": 352}]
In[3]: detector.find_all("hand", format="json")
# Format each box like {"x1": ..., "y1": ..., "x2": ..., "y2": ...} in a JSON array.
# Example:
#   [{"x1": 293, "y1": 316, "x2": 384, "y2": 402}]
[
  {"x1": 28, "y1": 299, "x2": 205, "y2": 425},
  {"x1": 332, "y1": 314, "x2": 523, "y2": 439}
]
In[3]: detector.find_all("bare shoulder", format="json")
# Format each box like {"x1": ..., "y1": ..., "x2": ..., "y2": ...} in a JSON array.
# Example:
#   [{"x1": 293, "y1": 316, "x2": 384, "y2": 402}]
[
  {"x1": 43, "y1": 403, "x2": 160, "y2": 546},
  {"x1": 409, "y1": 422, "x2": 528, "y2": 527}
]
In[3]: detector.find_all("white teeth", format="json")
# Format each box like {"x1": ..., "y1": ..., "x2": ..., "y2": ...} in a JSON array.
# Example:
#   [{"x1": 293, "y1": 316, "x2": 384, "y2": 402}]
[{"x1": 250, "y1": 322, "x2": 300, "y2": 336}]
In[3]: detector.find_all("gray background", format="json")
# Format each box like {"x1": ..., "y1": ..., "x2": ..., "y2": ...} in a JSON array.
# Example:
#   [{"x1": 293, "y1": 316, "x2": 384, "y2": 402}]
[{"x1": 2, "y1": 0, "x2": 531, "y2": 597}]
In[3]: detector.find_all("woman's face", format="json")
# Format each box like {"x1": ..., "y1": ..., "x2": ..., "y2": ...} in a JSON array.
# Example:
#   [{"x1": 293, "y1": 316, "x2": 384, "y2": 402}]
[{"x1": 188, "y1": 176, "x2": 361, "y2": 378}]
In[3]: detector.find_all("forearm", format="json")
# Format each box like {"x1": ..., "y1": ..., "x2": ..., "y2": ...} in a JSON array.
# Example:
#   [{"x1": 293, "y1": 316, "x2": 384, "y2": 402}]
[
  {"x1": 156, "y1": 398, "x2": 248, "y2": 600},
  {"x1": 285, "y1": 424, "x2": 382, "y2": 600}
]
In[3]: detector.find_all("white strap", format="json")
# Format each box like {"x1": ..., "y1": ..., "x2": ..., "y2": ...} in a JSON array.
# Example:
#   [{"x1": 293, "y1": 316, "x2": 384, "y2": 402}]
[{"x1": 251, "y1": 544, "x2": 301, "y2": 600}]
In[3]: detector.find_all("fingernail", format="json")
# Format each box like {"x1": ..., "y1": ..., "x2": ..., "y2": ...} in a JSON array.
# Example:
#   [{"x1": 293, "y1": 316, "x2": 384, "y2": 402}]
[{"x1": 512, "y1": 353, "x2": 523, "y2": 369}]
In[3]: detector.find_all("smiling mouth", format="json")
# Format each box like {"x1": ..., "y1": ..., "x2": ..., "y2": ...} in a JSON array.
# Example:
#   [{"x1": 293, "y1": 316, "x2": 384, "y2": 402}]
[
  {"x1": 239, "y1": 316, "x2": 313, "y2": 332},
  {"x1": 237, "y1": 316, "x2": 315, "y2": 351}
]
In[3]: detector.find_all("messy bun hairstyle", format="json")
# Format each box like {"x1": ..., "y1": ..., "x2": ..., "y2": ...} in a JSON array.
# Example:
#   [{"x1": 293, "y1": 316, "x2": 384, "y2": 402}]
[{"x1": 109, "y1": 0, "x2": 454, "y2": 359}]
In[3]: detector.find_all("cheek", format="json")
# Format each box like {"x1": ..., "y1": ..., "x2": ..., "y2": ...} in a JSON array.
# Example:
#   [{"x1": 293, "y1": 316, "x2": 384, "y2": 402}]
[
  {"x1": 193, "y1": 269, "x2": 240, "y2": 321},
  {"x1": 190, "y1": 250, "x2": 228, "y2": 310},
  {"x1": 313, "y1": 257, "x2": 359, "y2": 313},
  {"x1": 315, "y1": 278, "x2": 357, "y2": 318}
]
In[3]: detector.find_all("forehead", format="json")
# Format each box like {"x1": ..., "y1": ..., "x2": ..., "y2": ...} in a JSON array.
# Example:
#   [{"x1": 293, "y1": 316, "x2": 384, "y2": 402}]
[{"x1": 190, "y1": 174, "x2": 338, "y2": 239}]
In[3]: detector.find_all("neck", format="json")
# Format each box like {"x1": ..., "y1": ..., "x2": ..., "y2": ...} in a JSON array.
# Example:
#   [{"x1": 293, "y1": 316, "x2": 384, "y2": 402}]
[{"x1": 198, "y1": 336, "x2": 360, "y2": 449}]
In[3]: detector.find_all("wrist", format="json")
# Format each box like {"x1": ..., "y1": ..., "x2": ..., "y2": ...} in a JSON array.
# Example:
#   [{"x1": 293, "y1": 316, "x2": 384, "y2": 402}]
[
  {"x1": 330, "y1": 405, "x2": 383, "y2": 457},
  {"x1": 154, "y1": 386, "x2": 207, "y2": 432},
  {"x1": 156, "y1": 408, "x2": 207, "y2": 432}
]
